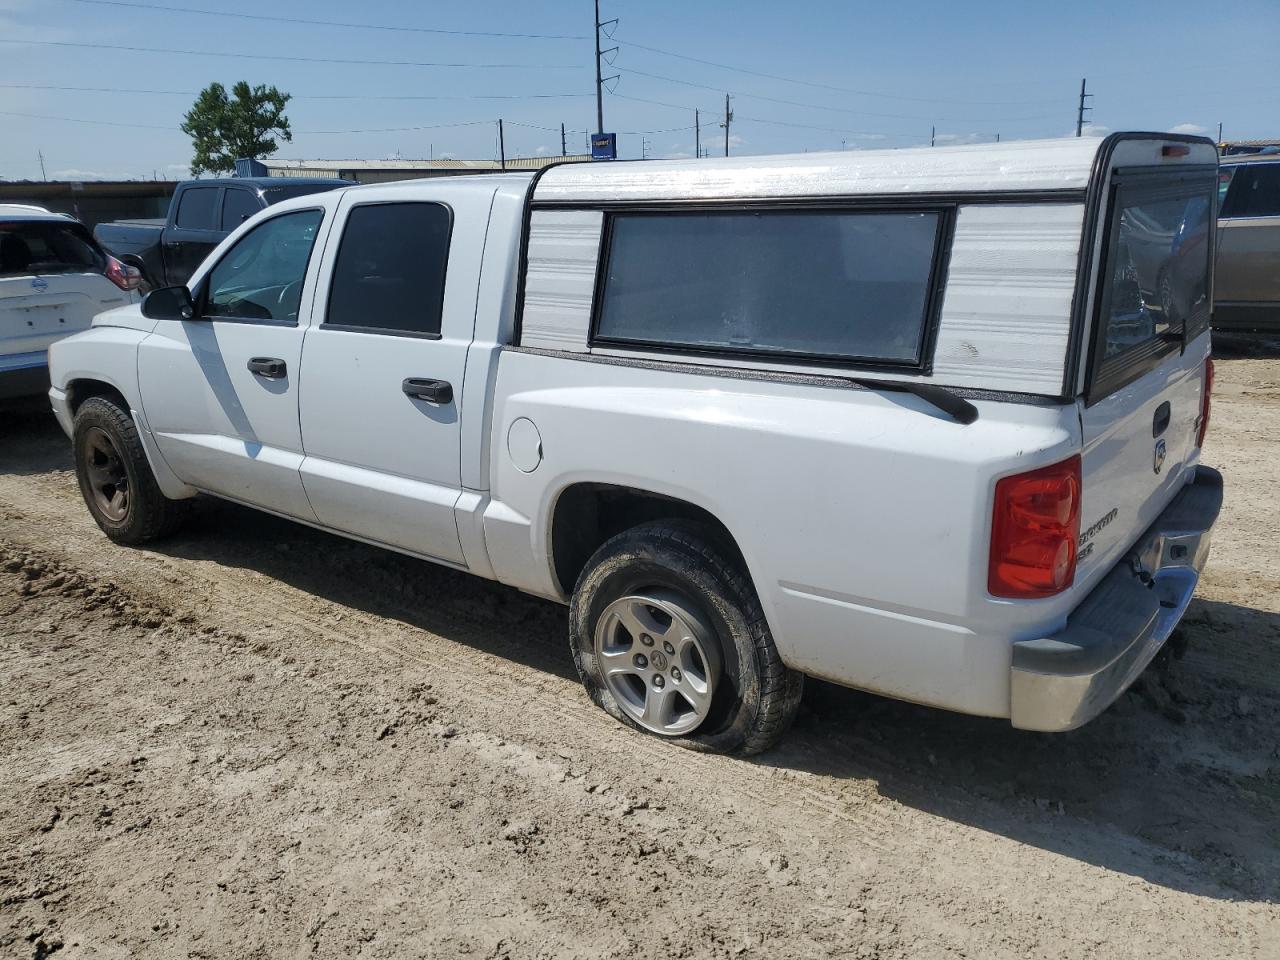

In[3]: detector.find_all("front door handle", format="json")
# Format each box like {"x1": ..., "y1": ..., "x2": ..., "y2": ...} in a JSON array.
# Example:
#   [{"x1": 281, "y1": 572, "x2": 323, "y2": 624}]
[
  {"x1": 402, "y1": 378, "x2": 452, "y2": 404},
  {"x1": 247, "y1": 357, "x2": 286, "y2": 379}
]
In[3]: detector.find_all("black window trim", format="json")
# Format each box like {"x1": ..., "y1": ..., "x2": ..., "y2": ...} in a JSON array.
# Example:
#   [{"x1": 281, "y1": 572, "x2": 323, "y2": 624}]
[
  {"x1": 319, "y1": 198, "x2": 455, "y2": 341},
  {"x1": 584, "y1": 202, "x2": 957, "y2": 375},
  {"x1": 1083, "y1": 164, "x2": 1217, "y2": 404},
  {"x1": 194, "y1": 205, "x2": 327, "y2": 328}
]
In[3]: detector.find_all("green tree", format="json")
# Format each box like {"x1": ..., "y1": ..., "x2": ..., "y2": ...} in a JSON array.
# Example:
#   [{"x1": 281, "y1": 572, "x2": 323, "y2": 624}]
[{"x1": 181, "y1": 81, "x2": 292, "y2": 176}]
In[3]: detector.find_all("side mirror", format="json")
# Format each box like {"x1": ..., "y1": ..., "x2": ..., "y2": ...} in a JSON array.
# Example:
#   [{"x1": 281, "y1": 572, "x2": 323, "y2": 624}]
[{"x1": 141, "y1": 285, "x2": 196, "y2": 321}]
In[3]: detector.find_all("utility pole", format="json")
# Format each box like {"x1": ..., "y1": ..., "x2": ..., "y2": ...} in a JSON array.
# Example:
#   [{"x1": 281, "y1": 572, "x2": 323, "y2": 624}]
[
  {"x1": 498, "y1": 119, "x2": 506, "y2": 170},
  {"x1": 594, "y1": 0, "x2": 618, "y2": 135},
  {"x1": 38, "y1": 150, "x2": 47, "y2": 181},
  {"x1": 695, "y1": 108, "x2": 700, "y2": 159},
  {"x1": 1217, "y1": 121, "x2": 1223, "y2": 143},
  {"x1": 1075, "y1": 78, "x2": 1092, "y2": 137},
  {"x1": 931, "y1": 126, "x2": 935, "y2": 147},
  {"x1": 561, "y1": 123, "x2": 567, "y2": 156},
  {"x1": 641, "y1": 137, "x2": 651, "y2": 160},
  {"x1": 721, "y1": 94, "x2": 733, "y2": 157}
]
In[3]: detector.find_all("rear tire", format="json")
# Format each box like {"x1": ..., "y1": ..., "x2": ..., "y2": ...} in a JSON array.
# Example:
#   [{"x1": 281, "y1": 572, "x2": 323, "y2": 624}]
[
  {"x1": 72, "y1": 396, "x2": 189, "y2": 544},
  {"x1": 569, "y1": 520, "x2": 803, "y2": 755}
]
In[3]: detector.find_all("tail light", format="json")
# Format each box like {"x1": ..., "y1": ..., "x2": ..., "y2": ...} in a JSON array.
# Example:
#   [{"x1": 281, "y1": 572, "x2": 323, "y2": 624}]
[
  {"x1": 1196, "y1": 357, "x2": 1214, "y2": 447},
  {"x1": 989, "y1": 455, "x2": 1082, "y2": 599},
  {"x1": 104, "y1": 255, "x2": 142, "y2": 292}
]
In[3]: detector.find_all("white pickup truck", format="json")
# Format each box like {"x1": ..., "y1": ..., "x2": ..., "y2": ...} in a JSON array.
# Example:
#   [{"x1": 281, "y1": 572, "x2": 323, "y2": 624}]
[{"x1": 48, "y1": 133, "x2": 1222, "y2": 754}]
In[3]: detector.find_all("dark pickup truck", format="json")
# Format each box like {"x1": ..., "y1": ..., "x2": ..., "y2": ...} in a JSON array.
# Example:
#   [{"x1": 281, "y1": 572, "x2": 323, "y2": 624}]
[{"x1": 93, "y1": 176, "x2": 351, "y2": 289}]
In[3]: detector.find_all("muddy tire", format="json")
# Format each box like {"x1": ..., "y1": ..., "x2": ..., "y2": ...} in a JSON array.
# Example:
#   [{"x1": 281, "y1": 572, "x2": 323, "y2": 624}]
[
  {"x1": 72, "y1": 396, "x2": 189, "y2": 545},
  {"x1": 569, "y1": 520, "x2": 803, "y2": 755}
]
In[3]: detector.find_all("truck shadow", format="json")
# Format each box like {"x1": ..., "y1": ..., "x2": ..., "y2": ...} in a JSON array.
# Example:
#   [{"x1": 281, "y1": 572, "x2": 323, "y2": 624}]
[
  {"x1": 757, "y1": 597, "x2": 1280, "y2": 905},
  {"x1": 152, "y1": 497, "x2": 1279, "y2": 907},
  {"x1": 1213, "y1": 331, "x2": 1280, "y2": 359}
]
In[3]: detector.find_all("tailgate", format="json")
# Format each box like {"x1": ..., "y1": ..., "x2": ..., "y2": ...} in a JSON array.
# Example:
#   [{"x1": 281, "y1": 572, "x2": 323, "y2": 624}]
[{"x1": 1076, "y1": 165, "x2": 1216, "y2": 581}]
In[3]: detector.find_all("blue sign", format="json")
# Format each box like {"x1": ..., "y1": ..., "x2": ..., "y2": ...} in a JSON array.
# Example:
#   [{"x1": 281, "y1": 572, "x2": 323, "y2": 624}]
[
  {"x1": 30, "y1": 277, "x2": 48, "y2": 292},
  {"x1": 591, "y1": 133, "x2": 617, "y2": 161}
]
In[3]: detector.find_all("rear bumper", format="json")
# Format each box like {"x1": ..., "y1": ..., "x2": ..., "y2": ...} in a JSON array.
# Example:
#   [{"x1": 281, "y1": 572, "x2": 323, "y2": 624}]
[
  {"x1": 1009, "y1": 465, "x2": 1223, "y2": 732},
  {"x1": 0, "y1": 354, "x2": 50, "y2": 401}
]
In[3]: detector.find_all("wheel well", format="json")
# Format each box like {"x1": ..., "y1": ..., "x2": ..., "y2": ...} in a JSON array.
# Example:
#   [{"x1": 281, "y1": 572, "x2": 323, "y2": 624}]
[
  {"x1": 66, "y1": 379, "x2": 130, "y2": 417},
  {"x1": 550, "y1": 483, "x2": 746, "y2": 596}
]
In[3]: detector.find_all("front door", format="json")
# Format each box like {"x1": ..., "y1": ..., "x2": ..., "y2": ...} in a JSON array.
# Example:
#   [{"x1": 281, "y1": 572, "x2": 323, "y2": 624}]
[
  {"x1": 297, "y1": 187, "x2": 494, "y2": 566},
  {"x1": 138, "y1": 206, "x2": 330, "y2": 520}
]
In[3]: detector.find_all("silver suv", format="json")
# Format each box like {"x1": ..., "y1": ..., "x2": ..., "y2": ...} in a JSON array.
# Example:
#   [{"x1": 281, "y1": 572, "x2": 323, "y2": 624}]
[{"x1": 1216, "y1": 154, "x2": 1280, "y2": 332}]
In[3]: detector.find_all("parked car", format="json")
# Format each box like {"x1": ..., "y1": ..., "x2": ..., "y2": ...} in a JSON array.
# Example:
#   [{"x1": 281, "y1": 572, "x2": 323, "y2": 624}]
[
  {"x1": 1, "y1": 204, "x2": 142, "y2": 400},
  {"x1": 1214, "y1": 154, "x2": 1280, "y2": 332},
  {"x1": 93, "y1": 177, "x2": 351, "y2": 290},
  {"x1": 48, "y1": 133, "x2": 1221, "y2": 754}
]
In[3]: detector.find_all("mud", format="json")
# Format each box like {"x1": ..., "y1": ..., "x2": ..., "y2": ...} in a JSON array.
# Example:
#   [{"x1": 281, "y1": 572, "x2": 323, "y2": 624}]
[{"x1": 1, "y1": 343, "x2": 1278, "y2": 958}]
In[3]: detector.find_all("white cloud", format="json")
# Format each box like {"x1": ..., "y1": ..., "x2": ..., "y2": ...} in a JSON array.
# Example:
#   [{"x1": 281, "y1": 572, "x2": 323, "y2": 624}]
[
  {"x1": 1062, "y1": 122, "x2": 1111, "y2": 138},
  {"x1": 1169, "y1": 122, "x2": 1207, "y2": 135},
  {"x1": 534, "y1": 145, "x2": 550, "y2": 156},
  {"x1": 51, "y1": 168, "x2": 108, "y2": 180}
]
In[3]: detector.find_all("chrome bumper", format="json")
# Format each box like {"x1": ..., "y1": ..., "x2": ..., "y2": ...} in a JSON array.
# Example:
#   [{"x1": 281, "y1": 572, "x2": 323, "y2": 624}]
[{"x1": 1009, "y1": 465, "x2": 1223, "y2": 732}]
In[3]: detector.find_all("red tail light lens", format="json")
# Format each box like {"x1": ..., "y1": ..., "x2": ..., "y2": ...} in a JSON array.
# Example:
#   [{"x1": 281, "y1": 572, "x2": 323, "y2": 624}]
[
  {"x1": 104, "y1": 255, "x2": 142, "y2": 292},
  {"x1": 989, "y1": 455, "x2": 1082, "y2": 599},
  {"x1": 1196, "y1": 357, "x2": 1214, "y2": 447}
]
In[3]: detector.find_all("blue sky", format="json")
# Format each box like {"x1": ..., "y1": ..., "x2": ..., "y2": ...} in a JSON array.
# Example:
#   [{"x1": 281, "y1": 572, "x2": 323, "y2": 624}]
[{"x1": 1, "y1": 0, "x2": 1277, "y2": 180}]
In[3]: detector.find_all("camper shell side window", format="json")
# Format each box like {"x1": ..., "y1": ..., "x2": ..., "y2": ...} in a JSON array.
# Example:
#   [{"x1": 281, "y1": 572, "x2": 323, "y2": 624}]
[{"x1": 589, "y1": 205, "x2": 954, "y2": 373}]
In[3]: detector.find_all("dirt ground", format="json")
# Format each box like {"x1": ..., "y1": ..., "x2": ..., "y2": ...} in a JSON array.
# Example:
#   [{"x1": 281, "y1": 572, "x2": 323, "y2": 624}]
[{"x1": 1, "y1": 340, "x2": 1278, "y2": 960}]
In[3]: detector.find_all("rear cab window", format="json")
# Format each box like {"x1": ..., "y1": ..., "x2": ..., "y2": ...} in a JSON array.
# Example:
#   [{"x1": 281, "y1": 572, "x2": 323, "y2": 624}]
[
  {"x1": 175, "y1": 187, "x2": 220, "y2": 231},
  {"x1": 1088, "y1": 168, "x2": 1215, "y2": 399},
  {"x1": 0, "y1": 219, "x2": 105, "y2": 278},
  {"x1": 593, "y1": 209, "x2": 946, "y2": 368},
  {"x1": 324, "y1": 202, "x2": 452, "y2": 338}
]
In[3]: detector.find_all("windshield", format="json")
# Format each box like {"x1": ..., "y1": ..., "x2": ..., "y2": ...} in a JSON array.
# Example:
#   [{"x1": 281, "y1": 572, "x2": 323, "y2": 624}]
[{"x1": 0, "y1": 220, "x2": 106, "y2": 278}]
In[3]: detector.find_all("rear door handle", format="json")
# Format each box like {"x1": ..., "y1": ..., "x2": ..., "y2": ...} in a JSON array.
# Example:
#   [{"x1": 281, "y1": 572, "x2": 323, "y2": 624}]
[
  {"x1": 402, "y1": 378, "x2": 452, "y2": 404},
  {"x1": 1153, "y1": 400, "x2": 1171, "y2": 437},
  {"x1": 247, "y1": 357, "x2": 286, "y2": 379}
]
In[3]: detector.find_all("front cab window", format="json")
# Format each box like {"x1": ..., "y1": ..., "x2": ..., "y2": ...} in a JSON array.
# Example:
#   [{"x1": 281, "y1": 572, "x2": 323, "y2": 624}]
[{"x1": 203, "y1": 209, "x2": 324, "y2": 323}]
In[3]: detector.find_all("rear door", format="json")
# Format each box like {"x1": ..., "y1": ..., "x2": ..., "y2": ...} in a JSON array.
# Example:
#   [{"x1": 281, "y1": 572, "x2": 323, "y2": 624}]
[
  {"x1": 1215, "y1": 162, "x2": 1280, "y2": 309},
  {"x1": 297, "y1": 186, "x2": 493, "y2": 565},
  {"x1": 1, "y1": 217, "x2": 130, "y2": 370},
  {"x1": 1077, "y1": 165, "x2": 1216, "y2": 580},
  {"x1": 165, "y1": 185, "x2": 224, "y2": 285}
]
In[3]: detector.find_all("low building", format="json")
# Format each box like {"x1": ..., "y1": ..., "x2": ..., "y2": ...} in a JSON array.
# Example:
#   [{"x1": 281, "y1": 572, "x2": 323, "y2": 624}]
[
  {"x1": 0, "y1": 180, "x2": 176, "y2": 230},
  {"x1": 237, "y1": 156, "x2": 589, "y2": 184}
]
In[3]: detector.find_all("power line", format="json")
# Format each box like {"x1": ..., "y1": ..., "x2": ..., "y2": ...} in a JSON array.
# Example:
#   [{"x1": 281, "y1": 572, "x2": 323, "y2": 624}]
[
  {"x1": 616, "y1": 37, "x2": 1069, "y2": 106},
  {"x1": 0, "y1": 109, "x2": 179, "y2": 131},
  {"x1": 0, "y1": 38, "x2": 582, "y2": 70},
  {"x1": 60, "y1": 0, "x2": 589, "y2": 39},
  {"x1": 618, "y1": 67, "x2": 1066, "y2": 123},
  {"x1": 0, "y1": 83, "x2": 594, "y2": 102}
]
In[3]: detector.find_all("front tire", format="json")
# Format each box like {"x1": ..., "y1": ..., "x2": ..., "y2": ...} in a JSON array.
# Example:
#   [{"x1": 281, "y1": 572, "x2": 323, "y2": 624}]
[
  {"x1": 72, "y1": 396, "x2": 189, "y2": 544},
  {"x1": 569, "y1": 521, "x2": 803, "y2": 755}
]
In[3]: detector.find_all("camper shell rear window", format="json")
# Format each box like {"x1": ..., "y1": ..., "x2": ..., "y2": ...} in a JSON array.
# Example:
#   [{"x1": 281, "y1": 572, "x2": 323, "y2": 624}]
[
  {"x1": 1088, "y1": 168, "x2": 1216, "y2": 400},
  {"x1": 591, "y1": 207, "x2": 950, "y2": 370}
]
